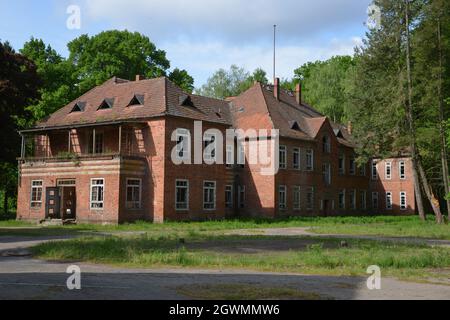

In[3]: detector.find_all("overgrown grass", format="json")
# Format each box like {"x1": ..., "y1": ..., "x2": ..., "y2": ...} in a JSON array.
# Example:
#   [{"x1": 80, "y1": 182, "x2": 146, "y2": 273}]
[
  {"x1": 2, "y1": 215, "x2": 449, "y2": 239},
  {"x1": 31, "y1": 234, "x2": 450, "y2": 280}
]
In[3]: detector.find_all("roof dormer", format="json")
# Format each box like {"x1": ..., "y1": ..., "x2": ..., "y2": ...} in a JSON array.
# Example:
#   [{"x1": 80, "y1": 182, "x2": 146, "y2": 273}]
[
  {"x1": 98, "y1": 98, "x2": 115, "y2": 110},
  {"x1": 289, "y1": 120, "x2": 301, "y2": 131},
  {"x1": 179, "y1": 94, "x2": 194, "y2": 107},
  {"x1": 128, "y1": 94, "x2": 144, "y2": 107},
  {"x1": 70, "y1": 101, "x2": 86, "y2": 113}
]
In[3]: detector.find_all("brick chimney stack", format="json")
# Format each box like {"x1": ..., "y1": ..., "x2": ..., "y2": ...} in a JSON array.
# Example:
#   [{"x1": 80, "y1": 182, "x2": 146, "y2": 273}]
[
  {"x1": 136, "y1": 75, "x2": 145, "y2": 81},
  {"x1": 295, "y1": 82, "x2": 302, "y2": 105},
  {"x1": 274, "y1": 78, "x2": 280, "y2": 100}
]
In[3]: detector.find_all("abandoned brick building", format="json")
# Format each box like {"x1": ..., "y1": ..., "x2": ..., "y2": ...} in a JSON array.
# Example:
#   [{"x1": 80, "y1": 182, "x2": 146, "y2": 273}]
[{"x1": 16, "y1": 76, "x2": 416, "y2": 224}]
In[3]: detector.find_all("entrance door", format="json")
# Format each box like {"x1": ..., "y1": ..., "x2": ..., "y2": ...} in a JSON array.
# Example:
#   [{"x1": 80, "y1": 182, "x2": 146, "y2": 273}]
[
  {"x1": 61, "y1": 187, "x2": 76, "y2": 219},
  {"x1": 45, "y1": 187, "x2": 61, "y2": 219}
]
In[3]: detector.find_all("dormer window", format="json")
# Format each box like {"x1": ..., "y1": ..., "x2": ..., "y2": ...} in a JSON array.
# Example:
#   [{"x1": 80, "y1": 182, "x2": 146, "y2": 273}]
[
  {"x1": 179, "y1": 94, "x2": 194, "y2": 107},
  {"x1": 128, "y1": 94, "x2": 144, "y2": 107},
  {"x1": 334, "y1": 129, "x2": 344, "y2": 139},
  {"x1": 98, "y1": 98, "x2": 114, "y2": 110},
  {"x1": 70, "y1": 102, "x2": 86, "y2": 113},
  {"x1": 289, "y1": 120, "x2": 301, "y2": 131}
]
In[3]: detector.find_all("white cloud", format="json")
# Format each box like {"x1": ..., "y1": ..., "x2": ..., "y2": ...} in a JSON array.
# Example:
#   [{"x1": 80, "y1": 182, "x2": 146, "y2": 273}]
[{"x1": 162, "y1": 36, "x2": 362, "y2": 87}]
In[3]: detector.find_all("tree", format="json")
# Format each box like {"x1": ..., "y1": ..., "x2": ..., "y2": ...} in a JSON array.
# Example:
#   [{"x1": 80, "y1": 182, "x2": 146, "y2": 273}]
[
  {"x1": 169, "y1": 68, "x2": 194, "y2": 93},
  {"x1": 197, "y1": 66, "x2": 268, "y2": 99},
  {"x1": 67, "y1": 30, "x2": 171, "y2": 93},
  {"x1": 292, "y1": 56, "x2": 355, "y2": 123},
  {"x1": 0, "y1": 41, "x2": 40, "y2": 215},
  {"x1": 20, "y1": 38, "x2": 78, "y2": 122}
]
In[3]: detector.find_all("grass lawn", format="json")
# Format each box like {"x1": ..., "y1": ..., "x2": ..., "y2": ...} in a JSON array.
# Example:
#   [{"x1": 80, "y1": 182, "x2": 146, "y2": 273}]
[
  {"x1": 31, "y1": 234, "x2": 450, "y2": 281},
  {"x1": 1, "y1": 215, "x2": 449, "y2": 239}
]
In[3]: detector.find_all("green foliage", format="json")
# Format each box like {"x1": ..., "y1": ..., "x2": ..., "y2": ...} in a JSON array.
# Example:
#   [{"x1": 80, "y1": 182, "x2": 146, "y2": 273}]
[
  {"x1": 168, "y1": 68, "x2": 194, "y2": 93},
  {"x1": 67, "y1": 30, "x2": 171, "y2": 93},
  {"x1": 197, "y1": 65, "x2": 268, "y2": 99}
]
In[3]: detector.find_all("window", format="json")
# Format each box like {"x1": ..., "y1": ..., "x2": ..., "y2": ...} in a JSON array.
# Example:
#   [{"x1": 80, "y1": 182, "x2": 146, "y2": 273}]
[
  {"x1": 399, "y1": 161, "x2": 406, "y2": 180},
  {"x1": 175, "y1": 180, "x2": 189, "y2": 210},
  {"x1": 30, "y1": 180, "x2": 43, "y2": 208},
  {"x1": 203, "y1": 181, "x2": 216, "y2": 210},
  {"x1": 400, "y1": 192, "x2": 407, "y2": 210},
  {"x1": 126, "y1": 179, "x2": 141, "y2": 209},
  {"x1": 225, "y1": 185, "x2": 233, "y2": 209},
  {"x1": 88, "y1": 132, "x2": 104, "y2": 154},
  {"x1": 360, "y1": 191, "x2": 367, "y2": 210},
  {"x1": 237, "y1": 142, "x2": 245, "y2": 167},
  {"x1": 349, "y1": 190, "x2": 356, "y2": 210},
  {"x1": 279, "y1": 145, "x2": 287, "y2": 169},
  {"x1": 293, "y1": 148, "x2": 300, "y2": 170},
  {"x1": 349, "y1": 157, "x2": 356, "y2": 175},
  {"x1": 204, "y1": 133, "x2": 217, "y2": 162},
  {"x1": 226, "y1": 145, "x2": 234, "y2": 168},
  {"x1": 359, "y1": 163, "x2": 366, "y2": 176},
  {"x1": 306, "y1": 149, "x2": 314, "y2": 171},
  {"x1": 238, "y1": 186, "x2": 246, "y2": 208},
  {"x1": 176, "y1": 129, "x2": 190, "y2": 161},
  {"x1": 386, "y1": 192, "x2": 393, "y2": 210},
  {"x1": 306, "y1": 187, "x2": 314, "y2": 210},
  {"x1": 279, "y1": 185, "x2": 287, "y2": 210},
  {"x1": 322, "y1": 163, "x2": 331, "y2": 185},
  {"x1": 385, "y1": 162, "x2": 392, "y2": 180},
  {"x1": 322, "y1": 135, "x2": 331, "y2": 153},
  {"x1": 338, "y1": 154, "x2": 345, "y2": 175},
  {"x1": 293, "y1": 186, "x2": 301, "y2": 210},
  {"x1": 372, "y1": 192, "x2": 379, "y2": 210},
  {"x1": 371, "y1": 160, "x2": 378, "y2": 180},
  {"x1": 338, "y1": 189, "x2": 346, "y2": 209},
  {"x1": 90, "y1": 179, "x2": 104, "y2": 209}
]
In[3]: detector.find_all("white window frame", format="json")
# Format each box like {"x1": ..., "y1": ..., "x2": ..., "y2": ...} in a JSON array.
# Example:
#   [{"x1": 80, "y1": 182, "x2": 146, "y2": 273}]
[
  {"x1": 226, "y1": 145, "x2": 234, "y2": 168},
  {"x1": 385, "y1": 162, "x2": 392, "y2": 180},
  {"x1": 204, "y1": 133, "x2": 217, "y2": 162},
  {"x1": 400, "y1": 191, "x2": 407, "y2": 210},
  {"x1": 175, "y1": 179, "x2": 189, "y2": 211},
  {"x1": 399, "y1": 161, "x2": 406, "y2": 180},
  {"x1": 176, "y1": 128, "x2": 191, "y2": 161},
  {"x1": 293, "y1": 186, "x2": 301, "y2": 210},
  {"x1": 90, "y1": 178, "x2": 105, "y2": 210},
  {"x1": 372, "y1": 192, "x2": 379, "y2": 210},
  {"x1": 306, "y1": 187, "x2": 314, "y2": 210},
  {"x1": 279, "y1": 185, "x2": 287, "y2": 210},
  {"x1": 279, "y1": 145, "x2": 287, "y2": 169},
  {"x1": 322, "y1": 163, "x2": 331, "y2": 185},
  {"x1": 225, "y1": 185, "x2": 233, "y2": 209},
  {"x1": 323, "y1": 135, "x2": 331, "y2": 153},
  {"x1": 359, "y1": 163, "x2": 366, "y2": 176},
  {"x1": 203, "y1": 181, "x2": 216, "y2": 210},
  {"x1": 338, "y1": 154, "x2": 345, "y2": 175},
  {"x1": 238, "y1": 185, "x2": 246, "y2": 208},
  {"x1": 126, "y1": 178, "x2": 142, "y2": 209},
  {"x1": 349, "y1": 157, "x2": 356, "y2": 175},
  {"x1": 338, "y1": 189, "x2": 346, "y2": 209},
  {"x1": 293, "y1": 148, "x2": 300, "y2": 170},
  {"x1": 360, "y1": 190, "x2": 367, "y2": 210},
  {"x1": 30, "y1": 180, "x2": 43, "y2": 209},
  {"x1": 372, "y1": 160, "x2": 378, "y2": 180},
  {"x1": 349, "y1": 189, "x2": 356, "y2": 210},
  {"x1": 386, "y1": 192, "x2": 393, "y2": 210},
  {"x1": 306, "y1": 149, "x2": 314, "y2": 171}
]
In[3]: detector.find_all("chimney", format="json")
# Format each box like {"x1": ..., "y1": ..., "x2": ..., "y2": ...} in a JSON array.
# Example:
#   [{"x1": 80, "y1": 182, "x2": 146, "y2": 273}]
[
  {"x1": 347, "y1": 121, "x2": 353, "y2": 135},
  {"x1": 135, "y1": 75, "x2": 145, "y2": 81},
  {"x1": 274, "y1": 77, "x2": 280, "y2": 100},
  {"x1": 295, "y1": 82, "x2": 302, "y2": 105}
]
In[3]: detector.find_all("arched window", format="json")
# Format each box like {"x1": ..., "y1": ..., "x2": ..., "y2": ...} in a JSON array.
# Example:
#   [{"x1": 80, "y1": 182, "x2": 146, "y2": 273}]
[{"x1": 322, "y1": 135, "x2": 331, "y2": 153}]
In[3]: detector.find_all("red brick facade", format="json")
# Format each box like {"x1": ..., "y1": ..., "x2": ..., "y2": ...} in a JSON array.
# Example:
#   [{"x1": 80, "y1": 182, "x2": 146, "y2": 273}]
[{"x1": 16, "y1": 77, "x2": 416, "y2": 224}]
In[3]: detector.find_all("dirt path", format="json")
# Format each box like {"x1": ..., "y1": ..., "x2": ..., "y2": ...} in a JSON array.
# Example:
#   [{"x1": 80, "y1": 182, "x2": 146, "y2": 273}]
[{"x1": 224, "y1": 227, "x2": 450, "y2": 247}]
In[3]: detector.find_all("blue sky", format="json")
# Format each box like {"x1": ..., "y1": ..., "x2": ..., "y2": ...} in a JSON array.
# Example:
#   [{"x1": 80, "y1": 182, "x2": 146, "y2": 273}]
[{"x1": 0, "y1": 0, "x2": 372, "y2": 87}]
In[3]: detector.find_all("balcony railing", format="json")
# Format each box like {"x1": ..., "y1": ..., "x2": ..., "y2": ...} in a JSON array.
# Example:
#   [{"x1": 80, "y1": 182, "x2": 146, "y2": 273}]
[{"x1": 19, "y1": 152, "x2": 147, "y2": 163}]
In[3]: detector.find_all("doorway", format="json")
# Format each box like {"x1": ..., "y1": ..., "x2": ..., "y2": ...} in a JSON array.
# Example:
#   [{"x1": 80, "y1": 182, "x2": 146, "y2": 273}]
[{"x1": 57, "y1": 179, "x2": 77, "y2": 220}]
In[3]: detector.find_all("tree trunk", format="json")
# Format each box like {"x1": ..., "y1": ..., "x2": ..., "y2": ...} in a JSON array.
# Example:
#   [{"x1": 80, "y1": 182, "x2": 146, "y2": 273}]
[
  {"x1": 404, "y1": 0, "x2": 426, "y2": 220},
  {"x1": 418, "y1": 160, "x2": 443, "y2": 223},
  {"x1": 437, "y1": 19, "x2": 450, "y2": 220}
]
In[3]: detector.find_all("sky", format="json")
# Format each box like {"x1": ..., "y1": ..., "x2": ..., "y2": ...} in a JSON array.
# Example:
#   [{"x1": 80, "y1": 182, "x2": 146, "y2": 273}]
[{"x1": 0, "y1": 0, "x2": 373, "y2": 87}]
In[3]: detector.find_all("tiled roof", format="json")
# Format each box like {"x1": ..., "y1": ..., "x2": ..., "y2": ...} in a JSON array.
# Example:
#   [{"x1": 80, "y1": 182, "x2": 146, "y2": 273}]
[
  {"x1": 34, "y1": 77, "x2": 231, "y2": 129},
  {"x1": 230, "y1": 82, "x2": 355, "y2": 147}
]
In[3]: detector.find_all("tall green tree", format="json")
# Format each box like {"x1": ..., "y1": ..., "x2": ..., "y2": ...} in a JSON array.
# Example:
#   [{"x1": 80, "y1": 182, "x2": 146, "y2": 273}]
[
  {"x1": 67, "y1": 30, "x2": 171, "y2": 93},
  {"x1": 169, "y1": 68, "x2": 194, "y2": 93}
]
